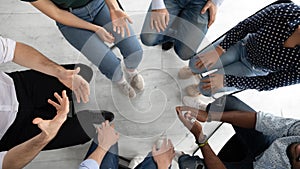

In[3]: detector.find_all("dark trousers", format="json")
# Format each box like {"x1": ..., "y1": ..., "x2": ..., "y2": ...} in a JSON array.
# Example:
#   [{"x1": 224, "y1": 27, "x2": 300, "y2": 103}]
[
  {"x1": 0, "y1": 64, "x2": 93, "y2": 151},
  {"x1": 179, "y1": 96, "x2": 273, "y2": 169}
]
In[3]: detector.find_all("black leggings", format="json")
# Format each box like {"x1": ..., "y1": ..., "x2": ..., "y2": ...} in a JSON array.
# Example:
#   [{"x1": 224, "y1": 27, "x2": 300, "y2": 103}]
[{"x1": 0, "y1": 64, "x2": 93, "y2": 151}]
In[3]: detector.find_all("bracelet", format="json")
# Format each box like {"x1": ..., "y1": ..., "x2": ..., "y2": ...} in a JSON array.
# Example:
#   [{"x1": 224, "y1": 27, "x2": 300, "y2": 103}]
[{"x1": 199, "y1": 140, "x2": 208, "y2": 148}]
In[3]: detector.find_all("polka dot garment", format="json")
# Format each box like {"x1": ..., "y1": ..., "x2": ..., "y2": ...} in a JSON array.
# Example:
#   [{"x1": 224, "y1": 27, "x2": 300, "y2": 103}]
[{"x1": 219, "y1": 3, "x2": 300, "y2": 91}]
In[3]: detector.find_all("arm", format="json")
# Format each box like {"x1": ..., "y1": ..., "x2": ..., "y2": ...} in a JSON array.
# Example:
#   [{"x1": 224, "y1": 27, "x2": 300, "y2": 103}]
[
  {"x1": 79, "y1": 121, "x2": 119, "y2": 168},
  {"x1": 2, "y1": 91, "x2": 69, "y2": 169},
  {"x1": 13, "y1": 41, "x2": 90, "y2": 103},
  {"x1": 255, "y1": 112, "x2": 300, "y2": 138},
  {"x1": 224, "y1": 70, "x2": 300, "y2": 91},
  {"x1": 200, "y1": 144, "x2": 226, "y2": 169},
  {"x1": 219, "y1": 5, "x2": 277, "y2": 50},
  {"x1": 29, "y1": 0, "x2": 114, "y2": 43}
]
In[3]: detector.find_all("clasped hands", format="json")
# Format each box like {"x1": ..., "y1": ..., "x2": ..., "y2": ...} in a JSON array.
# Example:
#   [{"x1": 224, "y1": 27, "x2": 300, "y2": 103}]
[{"x1": 176, "y1": 106, "x2": 208, "y2": 143}]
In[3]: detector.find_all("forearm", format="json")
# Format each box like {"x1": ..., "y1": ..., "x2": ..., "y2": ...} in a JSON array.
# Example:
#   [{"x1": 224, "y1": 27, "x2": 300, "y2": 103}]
[
  {"x1": 210, "y1": 110, "x2": 256, "y2": 129},
  {"x1": 13, "y1": 42, "x2": 67, "y2": 79},
  {"x1": 2, "y1": 134, "x2": 49, "y2": 169},
  {"x1": 86, "y1": 146, "x2": 107, "y2": 165},
  {"x1": 30, "y1": 1, "x2": 99, "y2": 32},
  {"x1": 104, "y1": 0, "x2": 120, "y2": 11},
  {"x1": 201, "y1": 144, "x2": 226, "y2": 169}
]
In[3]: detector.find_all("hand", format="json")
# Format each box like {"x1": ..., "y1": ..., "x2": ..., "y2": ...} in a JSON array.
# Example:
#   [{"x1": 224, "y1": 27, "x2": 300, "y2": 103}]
[
  {"x1": 176, "y1": 108, "x2": 206, "y2": 143},
  {"x1": 95, "y1": 26, "x2": 115, "y2": 43},
  {"x1": 176, "y1": 106, "x2": 208, "y2": 122},
  {"x1": 152, "y1": 139, "x2": 175, "y2": 169},
  {"x1": 110, "y1": 9, "x2": 133, "y2": 38},
  {"x1": 201, "y1": 74, "x2": 224, "y2": 93},
  {"x1": 32, "y1": 90, "x2": 69, "y2": 142},
  {"x1": 201, "y1": 0, "x2": 217, "y2": 28},
  {"x1": 97, "y1": 121, "x2": 120, "y2": 151},
  {"x1": 195, "y1": 48, "x2": 221, "y2": 70},
  {"x1": 58, "y1": 67, "x2": 90, "y2": 103},
  {"x1": 151, "y1": 8, "x2": 169, "y2": 32}
]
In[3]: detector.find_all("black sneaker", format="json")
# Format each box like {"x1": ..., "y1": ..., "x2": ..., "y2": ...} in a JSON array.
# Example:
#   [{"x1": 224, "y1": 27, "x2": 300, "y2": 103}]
[{"x1": 162, "y1": 41, "x2": 174, "y2": 51}]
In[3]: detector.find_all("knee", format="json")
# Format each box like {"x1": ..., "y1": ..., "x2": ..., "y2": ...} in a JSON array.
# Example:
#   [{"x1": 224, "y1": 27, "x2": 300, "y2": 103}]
[
  {"x1": 140, "y1": 33, "x2": 158, "y2": 46},
  {"x1": 174, "y1": 44, "x2": 196, "y2": 61}
]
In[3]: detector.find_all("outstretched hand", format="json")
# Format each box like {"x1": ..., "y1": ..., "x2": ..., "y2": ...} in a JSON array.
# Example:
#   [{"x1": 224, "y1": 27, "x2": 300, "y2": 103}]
[
  {"x1": 110, "y1": 9, "x2": 133, "y2": 38},
  {"x1": 97, "y1": 121, "x2": 120, "y2": 151},
  {"x1": 58, "y1": 67, "x2": 90, "y2": 103},
  {"x1": 152, "y1": 139, "x2": 175, "y2": 168},
  {"x1": 32, "y1": 90, "x2": 69, "y2": 142}
]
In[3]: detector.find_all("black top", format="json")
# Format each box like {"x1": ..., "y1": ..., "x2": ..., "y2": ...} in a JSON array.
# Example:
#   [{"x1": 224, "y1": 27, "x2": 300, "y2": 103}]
[{"x1": 219, "y1": 3, "x2": 300, "y2": 91}]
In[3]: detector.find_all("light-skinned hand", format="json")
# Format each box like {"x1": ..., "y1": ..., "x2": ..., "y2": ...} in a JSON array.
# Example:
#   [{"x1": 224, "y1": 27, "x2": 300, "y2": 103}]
[
  {"x1": 151, "y1": 8, "x2": 169, "y2": 32},
  {"x1": 32, "y1": 90, "x2": 69, "y2": 142},
  {"x1": 152, "y1": 139, "x2": 175, "y2": 169},
  {"x1": 97, "y1": 121, "x2": 120, "y2": 151},
  {"x1": 110, "y1": 9, "x2": 133, "y2": 38},
  {"x1": 201, "y1": 73, "x2": 224, "y2": 93},
  {"x1": 201, "y1": 0, "x2": 217, "y2": 28},
  {"x1": 58, "y1": 67, "x2": 90, "y2": 103},
  {"x1": 95, "y1": 26, "x2": 115, "y2": 43}
]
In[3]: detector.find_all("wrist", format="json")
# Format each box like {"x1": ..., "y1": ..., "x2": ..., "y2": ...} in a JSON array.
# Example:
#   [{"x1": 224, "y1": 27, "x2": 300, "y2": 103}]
[{"x1": 156, "y1": 161, "x2": 170, "y2": 169}]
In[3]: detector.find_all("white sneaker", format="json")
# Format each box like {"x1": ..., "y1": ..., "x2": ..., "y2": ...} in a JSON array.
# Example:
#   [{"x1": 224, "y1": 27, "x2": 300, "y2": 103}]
[
  {"x1": 118, "y1": 80, "x2": 136, "y2": 98},
  {"x1": 183, "y1": 96, "x2": 207, "y2": 111},
  {"x1": 178, "y1": 66, "x2": 194, "y2": 79},
  {"x1": 185, "y1": 84, "x2": 201, "y2": 97},
  {"x1": 130, "y1": 74, "x2": 144, "y2": 91}
]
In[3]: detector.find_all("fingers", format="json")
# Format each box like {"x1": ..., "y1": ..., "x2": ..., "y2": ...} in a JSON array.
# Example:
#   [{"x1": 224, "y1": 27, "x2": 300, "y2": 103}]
[
  {"x1": 201, "y1": 3, "x2": 210, "y2": 14},
  {"x1": 48, "y1": 98, "x2": 60, "y2": 109},
  {"x1": 165, "y1": 13, "x2": 169, "y2": 26},
  {"x1": 32, "y1": 117, "x2": 43, "y2": 125}
]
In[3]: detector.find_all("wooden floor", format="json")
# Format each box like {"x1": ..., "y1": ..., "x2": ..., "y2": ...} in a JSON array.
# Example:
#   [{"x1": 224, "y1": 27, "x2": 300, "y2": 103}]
[{"x1": 1, "y1": 0, "x2": 300, "y2": 168}]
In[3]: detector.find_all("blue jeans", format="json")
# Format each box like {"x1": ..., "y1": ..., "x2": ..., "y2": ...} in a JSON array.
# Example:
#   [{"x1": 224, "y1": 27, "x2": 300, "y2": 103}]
[
  {"x1": 134, "y1": 152, "x2": 171, "y2": 169},
  {"x1": 56, "y1": 0, "x2": 143, "y2": 82},
  {"x1": 140, "y1": 0, "x2": 208, "y2": 60},
  {"x1": 178, "y1": 96, "x2": 273, "y2": 169},
  {"x1": 189, "y1": 38, "x2": 267, "y2": 96},
  {"x1": 85, "y1": 141, "x2": 119, "y2": 169}
]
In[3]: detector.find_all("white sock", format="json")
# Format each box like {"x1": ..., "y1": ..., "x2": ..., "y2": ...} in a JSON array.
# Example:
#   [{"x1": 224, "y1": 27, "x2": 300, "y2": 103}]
[
  {"x1": 126, "y1": 69, "x2": 138, "y2": 77},
  {"x1": 117, "y1": 76, "x2": 126, "y2": 84}
]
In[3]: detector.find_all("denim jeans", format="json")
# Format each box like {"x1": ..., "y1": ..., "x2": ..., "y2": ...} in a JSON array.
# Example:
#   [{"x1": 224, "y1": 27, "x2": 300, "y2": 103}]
[
  {"x1": 189, "y1": 38, "x2": 267, "y2": 96},
  {"x1": 140, "y1": 0, "x2": 208, "y2": 60},
  {"x1": 56, "y1": 0, "x2": 143, "y2": 82},
  {"x1": 178, "y1": 96, "x2": 273, "y2": 169},
  {"x1": 134, "y1": 152, "x2": 171, "y2": 169},
  {"x1": 85, "y1": 141, "x2": 119, "y2": 169}
]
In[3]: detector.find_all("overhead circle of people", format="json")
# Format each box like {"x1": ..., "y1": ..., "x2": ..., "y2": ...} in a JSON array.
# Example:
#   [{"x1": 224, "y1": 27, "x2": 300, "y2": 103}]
[{"x1": 0, "y1": 0, "x2": 299, "y2": 169}]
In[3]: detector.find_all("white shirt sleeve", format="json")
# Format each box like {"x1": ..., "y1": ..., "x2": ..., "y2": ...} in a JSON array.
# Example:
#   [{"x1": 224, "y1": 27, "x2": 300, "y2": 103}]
[
  {"x1": 79, "y1": 159, "x2": 99, "y2": 169},
  {"x1": 0, "y1": 36, "x2": 16, "y2": 64},
  {"x1": 151, "y1": 0, "x2": 166, "y2": 10},
  {"x1": 0, "y1": 151, "x2": 7, "y2": 169},
  {"x1": 211, "y1": 0, "x2": 224, "y2": 7}
]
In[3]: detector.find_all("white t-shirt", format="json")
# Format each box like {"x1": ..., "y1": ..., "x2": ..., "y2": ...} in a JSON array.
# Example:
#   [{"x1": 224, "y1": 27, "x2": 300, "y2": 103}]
[
  {"x1": 0, "y1": 36, "x2": 18, "y2": 169},
  {"x1": 151, "y1": 0, "x2": 223, "y2": 10}
]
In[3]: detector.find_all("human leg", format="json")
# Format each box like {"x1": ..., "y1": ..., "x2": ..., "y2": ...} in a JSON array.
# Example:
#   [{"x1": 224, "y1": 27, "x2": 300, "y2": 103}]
[
  {"x1": 134, "y1": 153, "x2": 158, "y2": 169},
  {"x1": 172, "y1": 0, "x2": 208, "y2": 60},
  {"x1": 0, "y1": 66, "x2": 93, "y2": 151}
]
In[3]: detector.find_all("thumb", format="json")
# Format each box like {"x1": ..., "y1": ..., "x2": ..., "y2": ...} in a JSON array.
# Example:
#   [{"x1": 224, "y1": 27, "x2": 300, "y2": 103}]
[
  {"x1": 126, "y1": 16, "x2": 133, "y2": 24},
  {"x1": 74, "y1": 67, "x2": 80, "y2": 74},
  {"x1": 201, "y1": 4, "x2": 209, "y2": 14},
  {"x1": 152, "y1": 144, "x2": 157, "y2": 153},
  {"x1": 32, "y1": 117, "x2": 43, "y2": 125}
]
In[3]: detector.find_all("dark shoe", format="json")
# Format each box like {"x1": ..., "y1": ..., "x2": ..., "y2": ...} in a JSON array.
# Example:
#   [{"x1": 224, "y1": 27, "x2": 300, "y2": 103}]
[
  {"x1": 77, "y1": 110, "x2": 115, "y2": 123},
  {"x1": 162, "y1": 41, "x2": 174, "y2": 51}
]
